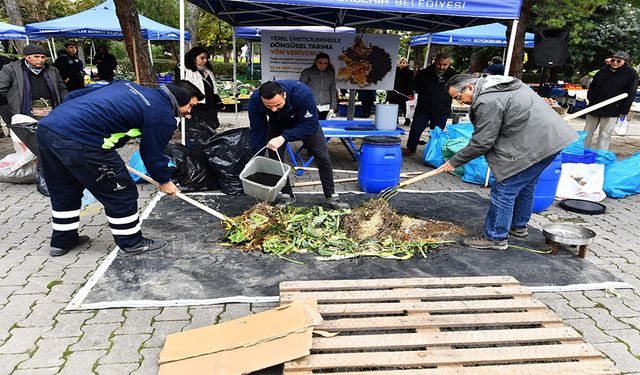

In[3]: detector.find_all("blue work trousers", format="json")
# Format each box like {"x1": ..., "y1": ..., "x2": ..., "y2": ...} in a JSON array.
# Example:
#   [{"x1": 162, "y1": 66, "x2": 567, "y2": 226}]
[
  {"x1": 484, "y1": 154, "x2": 558, "y2": 241},
  {"x1": 37, "y1": 126, "x2": 143, "y2": 249}
]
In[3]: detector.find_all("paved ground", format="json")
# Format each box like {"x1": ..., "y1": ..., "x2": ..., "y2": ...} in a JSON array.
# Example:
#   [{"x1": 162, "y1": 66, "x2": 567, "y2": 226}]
[{"x1": 0, "y1": 113, "x2": 639, "y2": 374}]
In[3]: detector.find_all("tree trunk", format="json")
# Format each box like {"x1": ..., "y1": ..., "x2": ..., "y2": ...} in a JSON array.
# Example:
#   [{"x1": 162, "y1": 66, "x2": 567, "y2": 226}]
[
  {"x1": 4, "y1": 0, "x2": 26, "y2": 53},
  {"x1": 412, "y1": 46, "x2": 424, "y2": 73},
  {"x1": 507, "y1": 0, "x2": 533, "y2": 79},
  {"x1": 470, "y1": 48, "x2": 484, "y2": 73},
  {"x1": 187, "y1": 2, "x2": 199, "y2": 46},
  {"x1": 114, "y1": 0, "x2": 156, "y2": 86}
]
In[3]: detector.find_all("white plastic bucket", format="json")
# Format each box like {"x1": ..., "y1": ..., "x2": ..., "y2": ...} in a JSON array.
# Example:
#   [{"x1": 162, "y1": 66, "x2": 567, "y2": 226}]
[
  {"x1": 239, "y1": 146, "x2": 291, "y2": 202},
  {"x1": 374, "y1": 103, "x2": 399, "y2": 131}
]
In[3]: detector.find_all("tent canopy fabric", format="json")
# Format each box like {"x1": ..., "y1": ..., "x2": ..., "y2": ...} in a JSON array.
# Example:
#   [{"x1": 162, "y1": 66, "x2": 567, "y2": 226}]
[
  {"x1": 25, "y1": 0, "x2": 190, "y2": 41},
  {"x1": 235, "y1": 25, "x2": 354, "y2": 39},
  {"x1": 189, "y1": 0, "x2": 523, "y2": 32},
  {"x1": 0, "y1": 21, "x2": 45, "y2": 40},
  {"x1": 410, "y1": 22, "x2": 534, "y2": 48}
]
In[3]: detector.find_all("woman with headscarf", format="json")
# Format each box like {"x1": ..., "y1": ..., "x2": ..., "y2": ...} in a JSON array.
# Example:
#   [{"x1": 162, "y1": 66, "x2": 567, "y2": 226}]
[{"x1": 300, "y1": 53, "x2": 337, "y2": 120}]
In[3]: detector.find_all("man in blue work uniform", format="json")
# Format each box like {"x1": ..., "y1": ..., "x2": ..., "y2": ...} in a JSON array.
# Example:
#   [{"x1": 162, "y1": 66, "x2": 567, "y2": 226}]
[
  {"x1": 37, "y1": 80, "x2": 204, "y2": 256},
  {"x1": 248, "y1": 80, "x2": 349, "y2": 209}
]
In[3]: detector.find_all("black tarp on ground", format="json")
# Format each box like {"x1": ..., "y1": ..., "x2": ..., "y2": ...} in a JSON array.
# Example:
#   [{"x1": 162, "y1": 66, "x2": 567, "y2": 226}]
[{"x1": 78, "y1": 191, "x2": 623, "y2": 307}]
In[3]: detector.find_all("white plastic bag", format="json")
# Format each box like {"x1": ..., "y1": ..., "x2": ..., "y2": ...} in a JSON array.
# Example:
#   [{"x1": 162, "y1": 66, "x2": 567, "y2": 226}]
[
  {"x1": 613, "y1": 116, "x2": 628, "y2": 136},
  {"x1": 556, "y1": 163, "x2": 606, "y2": 202},
  {"x1": 0, "y1": 130, "x2": 37, "y2": 183},
  {"x1": 405, "y1": 95, "x2": 416, "y2": 120}
]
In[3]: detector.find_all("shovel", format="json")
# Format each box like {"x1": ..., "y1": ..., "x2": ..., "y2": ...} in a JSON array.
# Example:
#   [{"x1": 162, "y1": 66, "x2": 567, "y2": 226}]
[
  {"x1": 379, "y1": 168, "x2": 444, "y2": 200},
  {"x1": 126, "y1": 165, "x2": 230, "y2": 222}
]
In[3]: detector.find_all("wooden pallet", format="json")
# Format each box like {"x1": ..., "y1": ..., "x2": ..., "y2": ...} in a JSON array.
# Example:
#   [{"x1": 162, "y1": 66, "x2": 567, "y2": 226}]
[{"x1": 279, "y1": 276, "x2": 619, "y2": 375}]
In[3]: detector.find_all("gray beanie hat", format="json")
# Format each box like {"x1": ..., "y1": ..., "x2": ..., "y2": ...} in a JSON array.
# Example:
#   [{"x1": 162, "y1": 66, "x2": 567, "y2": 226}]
[
  {"x1": 612, "y1": 51, "x2": 631, "y2": 61},
  {"x1": 23, "y1": 44, "x2": 47, "y2": 56}
]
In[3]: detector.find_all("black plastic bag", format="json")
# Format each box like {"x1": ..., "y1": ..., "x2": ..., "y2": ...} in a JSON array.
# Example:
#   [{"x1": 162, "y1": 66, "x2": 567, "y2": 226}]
[
  {"x1": 35, "y1": 164, "x2": 50, "y2": 196},
  {"x1": 202, "y1": 127, "x2": 252, "y2": 195},
  {"x1": 7, "y1": 119, "x2": 39, "y2": 156},
  {"x1": 185, "y1": 118, "x2": 218, "y2": 154},
  {"x1": 165, "y1": 143, "x2": 217, "y2": 192}
]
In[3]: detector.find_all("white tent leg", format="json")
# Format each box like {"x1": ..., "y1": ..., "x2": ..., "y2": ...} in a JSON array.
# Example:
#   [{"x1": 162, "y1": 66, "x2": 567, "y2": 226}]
[
  {"x1": 422, "y1": 33, "x2": 433, "y2": 68},
  {"x1": 51, "y1": 38, "x2": 58, "y2": 60},
  {"x1": 502, "y1": 47, "x2": 506, "y2": 62},
  {"x1": 406, "y1": 45, "x2": 410, "y2": 60},
  {"x1": 46, "y1": 39, "x2": 54, "y2": 59},
  {"x1": 250, "y1": 42, "x2": 254, "y2": 78},
  {"x1": 148, "y1": 40, "x2": 154, "y2": 65},
  {"x1": 90, "y1": 40, "x2": 95, "y2": 69},
  {"x1": 25, "y1": 36, "x2": 29, "y2": 44},
  {"x1": 233, "y1": 32, "x2": 238, "y2": 125},
  {"x1": 179, "y1": 0, "x2": 186, "y2": 145},
  {"x1": 504, "y1": 19, "x2": 518, "y2": 77}
]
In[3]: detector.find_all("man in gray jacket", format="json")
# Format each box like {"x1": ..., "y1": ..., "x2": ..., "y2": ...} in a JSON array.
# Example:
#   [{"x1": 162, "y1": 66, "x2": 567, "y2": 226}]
[
  {"x1": 440, "y1": 74, "x2": 577, "y2": 250},
  {"x1": 0, "y1": 44, "x2": 67, "y2": 121}
]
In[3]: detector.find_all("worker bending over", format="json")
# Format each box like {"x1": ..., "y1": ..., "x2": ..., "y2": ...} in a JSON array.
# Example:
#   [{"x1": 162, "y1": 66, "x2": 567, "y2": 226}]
[
  {"x1": 37, "y1": 80, "x2": 203, "y2": 256},
  {"x1": 248, "y1": 80, "x2": 349, "y2": 209}
]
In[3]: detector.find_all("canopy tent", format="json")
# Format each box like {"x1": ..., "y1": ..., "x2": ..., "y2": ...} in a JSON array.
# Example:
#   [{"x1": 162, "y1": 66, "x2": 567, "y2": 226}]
[
  {"x1": 182, "y1": 0, "x2": 524, "y2": 138},
  {"x1": 410, "y1": 22, "x2": 534, "y2": 48},
  {"x1": 0, "y1": 21, "x2": 44, "y2": 40},
  {"x1": 24, "y1": 0, "x2": 190, "y2": 41},
  {"x1": 189, "y1": 0, "x2": 523, "y2": 32},
  {"x1": 234, "y1": 25, "x2": 354, "y2": 39}
]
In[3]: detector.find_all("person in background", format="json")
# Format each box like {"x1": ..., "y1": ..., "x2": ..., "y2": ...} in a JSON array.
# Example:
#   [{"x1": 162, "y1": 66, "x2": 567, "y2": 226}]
[
  {"x1": 387, "y1": 57, "x2": 413, "y2": 126},
  {"x1": 36, "y1": 80, "x2": 203, "y2": 257},
  {"x1": 482, "y1": 56, "x2": 505, "y2": 75},
  {"x1": 583, "y1": 51, "x2": 638, "y2": 150},
  {"x1": 357, "y1": 89, "x2": 376, "y2": 118},
  {"x1": 404, "y1": 52, "x2": 456, "y2": 156},
  {"x1": 440, "y1": 74, "x2": 577, "y2": 251},
  {"x1": 94, "y1": 45, "x2": 117, "y2": 82},
  {"x1": 240, "y1": 44, "x2": 250, "y2": 63},
  {"x1": 54, "y1": 41, "x2": 84, "y2": 91},
  {"x1": 183, "y1": 46, "x2": 222, "y2": 130},
  {"x1": 0, "y1": 44, "x2": 67, "y2": 120},
  {"x1": 248, "y1": 80, "x2": 350, "y2": 210},
  {"x1": 300, "y1": 53, "x2": 337, "y2": 120}
]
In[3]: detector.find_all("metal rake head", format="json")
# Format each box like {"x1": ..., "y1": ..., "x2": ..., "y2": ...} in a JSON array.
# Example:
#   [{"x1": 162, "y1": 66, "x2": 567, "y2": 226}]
[{"x1": 378, "y1": 185, "x2": 399, "y2": 201}]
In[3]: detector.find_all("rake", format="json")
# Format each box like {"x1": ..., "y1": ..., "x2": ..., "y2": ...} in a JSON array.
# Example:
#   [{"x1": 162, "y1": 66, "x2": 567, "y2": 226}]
[{"x1": 379, "y1": 168, "x2": 444, "y2": 201}]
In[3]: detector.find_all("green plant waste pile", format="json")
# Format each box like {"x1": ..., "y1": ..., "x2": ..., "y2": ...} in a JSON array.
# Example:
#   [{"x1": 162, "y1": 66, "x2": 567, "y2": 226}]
[{"x1": 223, "y1": 198, "x2": 465, "y2": 261}]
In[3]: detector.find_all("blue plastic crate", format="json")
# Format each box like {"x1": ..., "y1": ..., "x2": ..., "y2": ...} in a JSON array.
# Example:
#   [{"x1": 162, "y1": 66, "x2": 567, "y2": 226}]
[{"x1": 562, "y1": 150, "x2": 597, "y2": 164}]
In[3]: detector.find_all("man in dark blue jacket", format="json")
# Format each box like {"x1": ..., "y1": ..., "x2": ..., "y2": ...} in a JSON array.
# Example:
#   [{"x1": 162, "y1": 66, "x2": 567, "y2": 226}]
[
  {"x1": 37, "y1": 80, "x2": 203, "y2": 256},
  {"x1": 404, "y1": 52, "x2": 457, "y2": 156},
  {"x1": 248, "y1": 80, "x2": 349, "y2": 209}
]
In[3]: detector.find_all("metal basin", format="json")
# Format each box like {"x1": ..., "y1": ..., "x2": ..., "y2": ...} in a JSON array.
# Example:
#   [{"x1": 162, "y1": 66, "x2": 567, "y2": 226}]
[{"x1": 543, "y1": 223, "x2": 597, "y2": 246}]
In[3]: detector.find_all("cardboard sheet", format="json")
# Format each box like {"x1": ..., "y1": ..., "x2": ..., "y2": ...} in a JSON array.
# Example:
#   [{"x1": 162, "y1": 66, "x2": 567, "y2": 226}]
[{"x1": 158, "y1": 300, "x2": 322, "y2": 375}]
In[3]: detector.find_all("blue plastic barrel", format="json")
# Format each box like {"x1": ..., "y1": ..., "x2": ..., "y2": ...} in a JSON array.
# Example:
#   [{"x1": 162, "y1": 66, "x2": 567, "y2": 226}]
[
  {"x1": 358, "y1": 136, "x2": 402, "y2": 193},
  {"x1": 532, "y1": 154, "x2": 563, "y2": 213}
]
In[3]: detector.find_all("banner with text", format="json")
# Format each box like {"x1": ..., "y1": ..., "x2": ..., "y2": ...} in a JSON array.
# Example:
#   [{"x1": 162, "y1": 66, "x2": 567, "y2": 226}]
[{"x1": 261, "y1": 31, "x2": 400, "y2": 90}]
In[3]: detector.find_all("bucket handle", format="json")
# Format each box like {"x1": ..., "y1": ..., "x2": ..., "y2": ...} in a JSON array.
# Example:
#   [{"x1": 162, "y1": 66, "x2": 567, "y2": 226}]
[{"x1": 250, "y1": 145, "x2": 286, "y2": 175}]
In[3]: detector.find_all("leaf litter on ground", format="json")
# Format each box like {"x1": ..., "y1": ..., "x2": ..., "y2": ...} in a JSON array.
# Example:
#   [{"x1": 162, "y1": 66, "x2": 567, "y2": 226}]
[{"x1": 223, "y1": 198, "x2": 465, "y2": 261}]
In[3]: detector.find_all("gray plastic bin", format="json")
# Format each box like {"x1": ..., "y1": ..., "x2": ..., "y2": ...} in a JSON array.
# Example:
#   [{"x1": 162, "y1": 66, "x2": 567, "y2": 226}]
[{"x1": 239, "y1": 154, "x2": 291, "y2": 202}]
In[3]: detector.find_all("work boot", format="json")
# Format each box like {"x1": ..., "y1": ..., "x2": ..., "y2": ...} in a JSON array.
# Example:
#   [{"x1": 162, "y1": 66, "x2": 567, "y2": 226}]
[
  {"x1": 463, "y1": 235, "x2": 509, "y2": 251},
  {"x1": 50, "y1": 235, "x2": 91, "y2": 257},
  {"x1": 403, "y1": 118, "x2": 411, "y2": 127},
  {"x1": 275, "y1": 193, "x2": 296, "y2": 208},
  {"x1": 402, "y1": 148, "x2": 416, "y2": 157},
  {"x1": 509, "y1": 227, "x2": 529, "y2": 238},
  {"x1": 418, "y1": 140, "x2": 427, "y2": 145},
  {"x1": 324, "y1": 194, "x2": 350, "y2": 210},
  {"x1": 120, "y1": 237, "x2": 167, "y2": 255}
]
